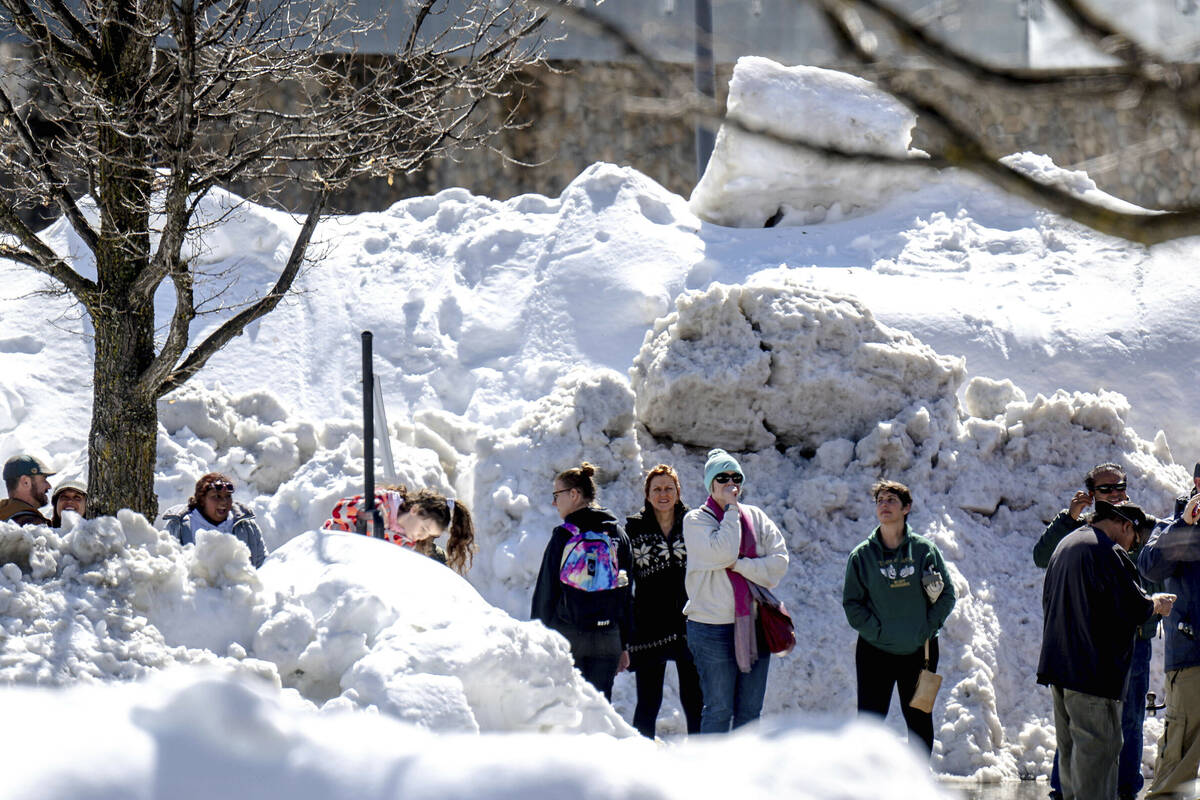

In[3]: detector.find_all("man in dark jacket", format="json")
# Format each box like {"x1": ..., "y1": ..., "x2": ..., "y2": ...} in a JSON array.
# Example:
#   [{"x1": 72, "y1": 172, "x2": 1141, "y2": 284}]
[
  {"x1": 1139, "y1": 502, "x2": 1200, "y2": 798},
  {"x1": 0, "y1": 455, "x2": 55, "y2": 527},
  {"x1": 1033, "y1": 462, "x2": 1160, "y2": 800},
  {"x1": 1039, "y1": 501, "x2": 1174, "y2": 800}
]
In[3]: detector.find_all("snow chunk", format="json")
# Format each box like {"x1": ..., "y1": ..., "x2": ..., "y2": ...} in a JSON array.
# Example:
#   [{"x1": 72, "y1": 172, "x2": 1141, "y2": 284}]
[
  {"x1": 690, "y1": 58, "x2": 926, "y2": 227},
  {"x1": 630, "y1": 280, "x2": 964, "y2": 451}
]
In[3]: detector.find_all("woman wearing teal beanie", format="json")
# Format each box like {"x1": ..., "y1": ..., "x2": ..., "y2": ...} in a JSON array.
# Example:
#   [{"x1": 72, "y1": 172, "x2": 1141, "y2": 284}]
[{"x1": 683, "y1": 448, "x2": 789, "y2": 732}]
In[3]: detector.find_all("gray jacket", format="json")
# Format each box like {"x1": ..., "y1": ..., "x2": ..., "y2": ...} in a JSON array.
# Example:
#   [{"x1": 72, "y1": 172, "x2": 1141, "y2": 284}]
[{"x1": 162, "y1": 502, "x2": 267, "y2": 567}]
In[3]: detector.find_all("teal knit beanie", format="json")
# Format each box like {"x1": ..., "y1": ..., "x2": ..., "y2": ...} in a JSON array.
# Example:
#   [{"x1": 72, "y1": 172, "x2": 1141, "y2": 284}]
[{"x1": 704, "y1": 448, "x2": 743, "y2": 492}]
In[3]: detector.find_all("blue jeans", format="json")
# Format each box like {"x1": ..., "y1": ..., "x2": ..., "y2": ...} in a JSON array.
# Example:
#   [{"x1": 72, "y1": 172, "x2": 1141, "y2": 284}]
[
  {"x1": 686, "y1": 619, "x2": 770, "y2": 733},
  {"x1": 1118, "y1": 636, "x2": 1152, "y2": 797}
]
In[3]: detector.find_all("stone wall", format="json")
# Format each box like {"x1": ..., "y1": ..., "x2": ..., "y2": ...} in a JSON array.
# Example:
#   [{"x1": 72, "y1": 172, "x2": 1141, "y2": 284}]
[{"x1": 319, "y1": 60, "x2": 1200, "y2": 214}]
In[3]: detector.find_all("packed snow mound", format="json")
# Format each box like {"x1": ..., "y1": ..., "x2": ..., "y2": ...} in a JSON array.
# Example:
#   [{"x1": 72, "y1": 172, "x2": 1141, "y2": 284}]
[
  {"x1": 258, "y1": 531, "x2": 631, "y2": 734},
  {"x1": 0, "y1": 511, "x2": 273, "y2": 685},
  {"x1": 3, "y1": 669, "x2": 955, "y2": 800},
  {"x1": 0, "y1": 513, "x2": 629, "y2": 736},
  {"x1": 690, "y1": 58, "x2": 927, "y2": 227},
  {"x1": 630, "y1": 280, "x2": 965, "y2": 452}
]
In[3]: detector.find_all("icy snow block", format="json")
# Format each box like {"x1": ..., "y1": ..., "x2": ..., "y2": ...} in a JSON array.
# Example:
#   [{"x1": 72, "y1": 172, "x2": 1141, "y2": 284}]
[
  {"x1": 689, "y1": 57, "x2": 927, "y2": 227},
  {"x1": 630, "y1": 281, "x2": 964, "y2": 452}
]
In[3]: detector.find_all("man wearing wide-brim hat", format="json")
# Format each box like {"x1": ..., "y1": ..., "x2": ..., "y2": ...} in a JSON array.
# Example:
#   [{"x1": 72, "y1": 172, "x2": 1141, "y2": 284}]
[{"x1": 0, "y1": 454, "x2": 56, "y2": 527}]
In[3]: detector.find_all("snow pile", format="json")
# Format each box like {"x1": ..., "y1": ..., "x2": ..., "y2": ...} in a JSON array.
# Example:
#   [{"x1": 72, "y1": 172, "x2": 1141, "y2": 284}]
[
  {"x1": 257, "y1": 530, "x2": 629, "y2": 734},
  {"x1": 2, "y1": 669, "x2": 954, "y2": 800},
  {"x1": 690, "y1": 58, "x2": 926, "y2": 227},
  {"x1": 0, "y1": 511, "x2": 268, "y2": 684},
  {"x1": 0, "y1": 513, "x2": 628, "y2": 736},
  {"x1": 630, "y1": 281, "x2": 964, "y2": 451}
]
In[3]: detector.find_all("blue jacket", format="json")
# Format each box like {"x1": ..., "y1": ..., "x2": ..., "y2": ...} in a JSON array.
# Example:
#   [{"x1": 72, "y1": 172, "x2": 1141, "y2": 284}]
[
  {"x1": 162, "y1": 502, "x2": 268, "y2": 568},
  {"x1": 1139, "y1": 519, "x2": 1200, "y2": 672}
]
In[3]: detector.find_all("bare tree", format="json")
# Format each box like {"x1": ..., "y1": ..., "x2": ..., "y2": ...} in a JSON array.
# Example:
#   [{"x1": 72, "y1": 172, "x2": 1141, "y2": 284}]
[
  {"x1": 0, "y1": 0, "x2": 550, "y2": 518},
  {"x1": 544, "y1": 0, "x2": 1200, "y2": 245}
]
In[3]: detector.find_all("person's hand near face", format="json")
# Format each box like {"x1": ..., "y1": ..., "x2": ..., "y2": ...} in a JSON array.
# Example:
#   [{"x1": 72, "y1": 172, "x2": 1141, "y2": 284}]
[{"x1": 711, "y1": 472, "x2": 742, "y2": 510}]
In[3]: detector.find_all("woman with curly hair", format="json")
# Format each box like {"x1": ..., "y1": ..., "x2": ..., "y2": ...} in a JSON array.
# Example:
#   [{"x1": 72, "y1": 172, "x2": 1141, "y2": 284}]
[
  {"x1": 625, "y1": 464, "x2": 703, "y2": 738},
  {"x1": 162, "y1": 472, "x2": 268, "y2": 567}
]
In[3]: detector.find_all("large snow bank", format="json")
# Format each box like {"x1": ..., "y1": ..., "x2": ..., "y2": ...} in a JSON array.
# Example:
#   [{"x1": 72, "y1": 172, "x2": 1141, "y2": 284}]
[
  {"x1": 689, "y1": 58, "x2": 926, "y2": 227},
  {"x1": 3, "y1": 669, "x2": 954, "y2": 800}
]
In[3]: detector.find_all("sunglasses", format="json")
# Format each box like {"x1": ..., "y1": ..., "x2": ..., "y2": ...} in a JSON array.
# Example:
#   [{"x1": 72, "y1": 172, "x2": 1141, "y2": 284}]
[
  {"x1": 206, "y1": 481, "x2": 234, "y2": 493},
  {"x1": 713, "y1": 473, "x2": 743, "y2": 485},
  {"x1": 1093, "y1": 482, "x2": 1127, "y2": 494}
]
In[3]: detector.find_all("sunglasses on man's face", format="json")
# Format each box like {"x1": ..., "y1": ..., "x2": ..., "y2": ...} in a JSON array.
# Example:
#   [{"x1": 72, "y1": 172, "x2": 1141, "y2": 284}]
[
  {"x1": 1093, "y1": 482, "x2": 1127, "y2": 494},
  {"x1": 713, "y1": 473, "x2": 743, "y2": 485}
]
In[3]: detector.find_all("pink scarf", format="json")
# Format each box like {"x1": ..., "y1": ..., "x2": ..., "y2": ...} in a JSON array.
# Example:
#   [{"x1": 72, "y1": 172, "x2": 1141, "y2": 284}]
[{"x1": 706, "y1": 496, "x2": 759, "y2": 672}]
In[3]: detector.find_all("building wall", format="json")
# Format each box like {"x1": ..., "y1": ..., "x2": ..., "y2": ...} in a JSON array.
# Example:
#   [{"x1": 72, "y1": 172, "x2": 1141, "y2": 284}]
[{"x1": 329, "y1": 60, "x2": 1200, "y2": 214}]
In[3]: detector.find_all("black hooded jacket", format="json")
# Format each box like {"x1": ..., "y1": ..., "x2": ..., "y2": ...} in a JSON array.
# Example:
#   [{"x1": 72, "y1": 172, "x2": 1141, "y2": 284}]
[{"x1": 531, "y1": 506, "x2": 633, "y2": 647}]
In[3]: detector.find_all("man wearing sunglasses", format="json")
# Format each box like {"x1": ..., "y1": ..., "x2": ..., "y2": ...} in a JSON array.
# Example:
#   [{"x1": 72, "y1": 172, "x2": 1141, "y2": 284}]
[
  {"x1": 1039, "y1": 500, "x2": 1175, "y2": 800},
  {"x1": 1033, "y1": 463, "x2": 1159, "y2": 800},
  {"x1": 1139, "y1": 484, "x2": 1200, "y2": 799}
]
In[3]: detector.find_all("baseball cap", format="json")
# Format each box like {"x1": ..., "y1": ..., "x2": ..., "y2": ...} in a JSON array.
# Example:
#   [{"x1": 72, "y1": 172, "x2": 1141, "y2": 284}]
[
  {"x1": 3, "y1": 455, "x2": 56, "y2": 483},
  {"x1": 1094, "y1": 500, "x2": 1157, "y2": 536}
]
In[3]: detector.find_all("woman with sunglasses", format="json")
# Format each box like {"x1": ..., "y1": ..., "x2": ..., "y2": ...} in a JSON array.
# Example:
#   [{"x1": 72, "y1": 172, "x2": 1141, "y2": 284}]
[
  {"x1": 625, "y1": 464, "x2": 703, "y2": 738},
  {"x1": 531, "y1": 462, "x2": 633, "y2": 700},
  {"x1": 682, "y1": 449, "x2": 789, "y2": 733},
  {"x1": 162, "y1": 472, "x2": 268, "y2": 567}
]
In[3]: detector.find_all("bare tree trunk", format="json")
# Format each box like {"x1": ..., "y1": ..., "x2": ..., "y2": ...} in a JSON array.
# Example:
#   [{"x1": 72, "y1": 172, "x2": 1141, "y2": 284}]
[
  {"x1": 88, "y1": 305, "x2": 159, "y2": 520},
  {"x1": 86, "y1": 0, "x2": 160, "y2": 519}
]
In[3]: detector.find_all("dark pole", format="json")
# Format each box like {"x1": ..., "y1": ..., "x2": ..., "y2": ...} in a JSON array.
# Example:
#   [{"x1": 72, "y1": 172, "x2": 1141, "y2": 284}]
[
  {"x1": 361, "y1": 331, "x2": 384, "y2": 539},
  {"x1": 694, "y1": 0, "x2": 716, "y2": 181}
]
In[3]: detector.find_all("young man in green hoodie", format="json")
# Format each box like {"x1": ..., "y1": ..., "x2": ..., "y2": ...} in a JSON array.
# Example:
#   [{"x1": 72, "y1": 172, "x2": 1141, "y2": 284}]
[{"x1": 842, "y1": 479, "x2": 957, "y2": 756}]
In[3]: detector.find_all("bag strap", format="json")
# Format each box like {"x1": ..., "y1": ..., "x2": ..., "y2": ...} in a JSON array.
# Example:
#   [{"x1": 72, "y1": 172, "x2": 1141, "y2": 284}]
[{"x1": 923, "y1": 639, "x2": 931, "y2": 669}]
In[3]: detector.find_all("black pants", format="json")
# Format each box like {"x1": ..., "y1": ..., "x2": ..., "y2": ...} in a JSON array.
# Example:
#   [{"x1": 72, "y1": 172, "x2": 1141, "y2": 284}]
[
  {"x1": 632, "y1": 640, "x2": 704, "y2": 738},
  {"x1": 561, "y1": 626, "x2": 623, "y2": 700},
  {"x1": 855, "y1": 636, "x2": 939, "y2": 755}
]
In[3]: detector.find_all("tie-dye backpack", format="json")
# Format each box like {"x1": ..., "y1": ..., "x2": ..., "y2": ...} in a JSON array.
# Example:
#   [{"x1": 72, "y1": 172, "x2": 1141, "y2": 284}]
[
  {"x1": 559, "y1": 522, "x2": 620, "y2": 592},
  {"x1": 557, "y1": 522, "x2": 623, "y2": 630}
]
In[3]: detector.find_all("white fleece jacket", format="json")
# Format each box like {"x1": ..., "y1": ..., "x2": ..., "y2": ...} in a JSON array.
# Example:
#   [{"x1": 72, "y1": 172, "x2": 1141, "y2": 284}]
[{"x1": 682, "y1": 503, "x2": 789, "y2": 625}]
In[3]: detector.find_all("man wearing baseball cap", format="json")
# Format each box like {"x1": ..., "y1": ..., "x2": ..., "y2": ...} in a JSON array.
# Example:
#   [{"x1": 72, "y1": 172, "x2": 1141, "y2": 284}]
[
  {"x1": 1039, "y1": 500, "x2": 1175, "y2": 800},
  {"x1": 0, "y1": 454, "x2": 56, "y2": 527}
]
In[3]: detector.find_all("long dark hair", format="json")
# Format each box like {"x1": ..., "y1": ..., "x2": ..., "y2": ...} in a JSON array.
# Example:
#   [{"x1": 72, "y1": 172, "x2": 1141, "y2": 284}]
[{"x1": 384, "y1": 484, "x2": 477, "y2": 575}]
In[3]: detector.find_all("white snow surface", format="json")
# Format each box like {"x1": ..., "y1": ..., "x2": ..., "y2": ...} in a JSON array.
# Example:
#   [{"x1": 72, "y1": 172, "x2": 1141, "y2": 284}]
[{"x1": 2, "y1": 58, "x2": 1200, "y2": 793}]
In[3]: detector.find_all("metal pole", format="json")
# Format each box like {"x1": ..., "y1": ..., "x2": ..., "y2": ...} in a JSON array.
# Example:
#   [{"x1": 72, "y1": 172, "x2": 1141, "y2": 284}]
[
  {"x1": 361, "y1": 331, "x2": 384, "y2": 539},
  {"x1": 694, "y1": 0, "x2": 716, "y2": 181}
]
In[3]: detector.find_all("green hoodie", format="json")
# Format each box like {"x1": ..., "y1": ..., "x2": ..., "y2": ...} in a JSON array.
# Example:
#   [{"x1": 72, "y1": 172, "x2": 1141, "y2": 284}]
[{"x1": 842, "y1": 525, "x2": 956, "y2": 655}]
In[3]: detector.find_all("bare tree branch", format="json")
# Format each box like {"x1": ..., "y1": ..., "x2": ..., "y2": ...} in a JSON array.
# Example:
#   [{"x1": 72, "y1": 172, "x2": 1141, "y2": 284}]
[
  {"x1": 152, "y1": 191, "x2": 327, "y2": 398},
  {"x1": 0, "y1": 197, "x2": 98, "y2": 298},
  {"x1": 0, "y1": 86, "x2": 100, "y2": 253}
]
